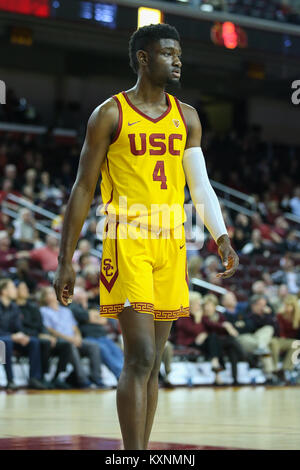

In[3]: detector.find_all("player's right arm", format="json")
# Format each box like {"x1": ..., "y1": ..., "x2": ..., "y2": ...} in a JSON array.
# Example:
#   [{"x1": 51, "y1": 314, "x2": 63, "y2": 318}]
[{"x1": 54, "y1": 98, "x2": 119, "y2": 306}]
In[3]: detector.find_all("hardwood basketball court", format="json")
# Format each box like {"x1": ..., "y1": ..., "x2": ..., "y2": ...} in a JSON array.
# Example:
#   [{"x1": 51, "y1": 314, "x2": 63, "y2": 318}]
[{"x1": 0, "y1": 386, "x2": 299, "y2": 450}]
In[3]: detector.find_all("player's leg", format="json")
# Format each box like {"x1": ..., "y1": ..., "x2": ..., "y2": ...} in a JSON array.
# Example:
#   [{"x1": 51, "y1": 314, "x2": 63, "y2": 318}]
[
  {"x1": 117, "y1": 306, "x2": 156, "y2": 450},
  {"x1": 143, "y1": 319, "x2": 173, "y2": 449}
]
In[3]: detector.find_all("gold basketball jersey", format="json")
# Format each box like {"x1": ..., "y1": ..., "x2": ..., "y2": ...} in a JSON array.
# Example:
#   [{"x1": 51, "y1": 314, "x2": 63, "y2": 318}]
[{"x1": 100, "y1": 91, "x2": 187, "y2": 230}]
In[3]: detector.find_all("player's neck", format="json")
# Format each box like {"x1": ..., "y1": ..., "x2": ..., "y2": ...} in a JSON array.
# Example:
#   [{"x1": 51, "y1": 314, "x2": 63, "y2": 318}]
[{"x1": 130, "y1": 75, "x2": 166, "y2": 104}]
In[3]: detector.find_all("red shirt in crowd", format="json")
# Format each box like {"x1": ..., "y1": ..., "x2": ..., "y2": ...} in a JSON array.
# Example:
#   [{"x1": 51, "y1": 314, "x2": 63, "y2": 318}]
[
  {"x1": 0, "y1": 247, "x2": 18, "y2": 269},
  {"x1": 176, "y1": 316, "x2": 206, "y2": 346},
  {"x1": 202, "y1": 312, "x2": 228, "y2": 336},
  {"x1": 277, "y1": 313, "x2": 299, "y2": 339},
  {"x1": 30, "y1": 246, "x2": 58, "y2": 272}
]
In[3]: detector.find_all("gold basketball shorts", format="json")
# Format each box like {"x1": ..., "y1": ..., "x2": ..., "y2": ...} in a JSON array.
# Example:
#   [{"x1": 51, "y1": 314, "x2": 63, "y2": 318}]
[{"x1": 99, "y1": 220, "x2": 190, "y2": 321}]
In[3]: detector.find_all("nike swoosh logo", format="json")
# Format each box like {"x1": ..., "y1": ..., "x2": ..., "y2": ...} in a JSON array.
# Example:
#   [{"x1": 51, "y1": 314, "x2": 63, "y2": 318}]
[
  {"x1": 180, "y1": 244, "x2": 185, "y2": 249},
  {"x1": 128, "y1": 121, "x2": 141, "y2": 126}
]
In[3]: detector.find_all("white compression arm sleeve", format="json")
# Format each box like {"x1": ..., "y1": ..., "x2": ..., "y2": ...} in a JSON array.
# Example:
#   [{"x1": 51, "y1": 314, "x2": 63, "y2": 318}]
[{"x1": 183, "y1": 147, "x2": 228, "y2": 242}]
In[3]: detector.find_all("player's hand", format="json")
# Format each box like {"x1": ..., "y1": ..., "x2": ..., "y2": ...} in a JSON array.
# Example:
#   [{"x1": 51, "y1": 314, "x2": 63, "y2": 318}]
[
  {"x1": 54, "y1": 263, "x2": 76, "y2": 306},
  {"x1": 216, "y1": 235, "x2": 239, "y2": 279}
]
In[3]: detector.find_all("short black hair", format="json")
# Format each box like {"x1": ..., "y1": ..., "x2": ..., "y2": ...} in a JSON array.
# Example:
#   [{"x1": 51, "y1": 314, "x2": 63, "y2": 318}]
[{"x1": 129, "y1": 23, "x2": 180, "y2": 74}]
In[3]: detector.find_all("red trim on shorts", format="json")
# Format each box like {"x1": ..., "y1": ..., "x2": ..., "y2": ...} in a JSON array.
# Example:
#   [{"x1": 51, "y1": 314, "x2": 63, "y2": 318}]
[
  {"x1": 111, "y1": 95, "x2": 123, "y2": 143},
  {"x1": 100, "y1": 301, "x2": 154, "y2": 316},
  {"x1": 100, "y1": 222, "x2": 119, "y2": 293},
  {"x1": 174, "y1": 96, "x2": 188, "y2": 136},
  {"x1": 122, "y1": 91, "x2": 171, "y2": 123},
  {"x1": 154, "y1": 306, "x2": 190, "y2": 321}
]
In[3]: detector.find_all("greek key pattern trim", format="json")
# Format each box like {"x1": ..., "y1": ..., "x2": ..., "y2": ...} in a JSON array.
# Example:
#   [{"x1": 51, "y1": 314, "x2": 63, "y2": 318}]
[{"x1": 154, "y1": 306, "x2": 190, "y2": 320}]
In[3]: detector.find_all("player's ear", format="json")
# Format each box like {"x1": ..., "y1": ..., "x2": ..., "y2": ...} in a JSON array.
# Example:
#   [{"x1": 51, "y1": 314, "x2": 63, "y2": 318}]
[{"x1": 136, "y1": 49, "x2": 148, "y2": 68}]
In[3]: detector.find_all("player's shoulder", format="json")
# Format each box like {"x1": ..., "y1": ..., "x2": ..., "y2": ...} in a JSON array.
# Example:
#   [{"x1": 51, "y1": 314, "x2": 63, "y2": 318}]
[
  {"x1": 87, "y1": 95, "x2": 119, "y2": 131},
  {"x1": 174, "y1": 98, "x2": 197, "y2": 117},
  {"x1": 173, "y1": 98, "x2": 201, "y2": 129}
]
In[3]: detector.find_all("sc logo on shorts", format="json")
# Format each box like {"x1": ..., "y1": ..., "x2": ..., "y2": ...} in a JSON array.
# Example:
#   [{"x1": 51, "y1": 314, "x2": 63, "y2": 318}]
[
  {"x1": 0, "y1": 80, "x2": 6, "y2": 104},
  {"x1": 0, "y1": 341, "x2": 5, "y2": 364}
]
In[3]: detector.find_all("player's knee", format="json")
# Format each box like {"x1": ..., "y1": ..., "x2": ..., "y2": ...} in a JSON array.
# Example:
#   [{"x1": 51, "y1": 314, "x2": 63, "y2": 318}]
[{"x1": 126, "y1": 344, "x2": 156, "y2": 375}]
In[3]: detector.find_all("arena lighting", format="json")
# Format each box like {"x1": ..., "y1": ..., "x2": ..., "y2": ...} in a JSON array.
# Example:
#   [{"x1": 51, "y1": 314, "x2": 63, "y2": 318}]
[
  {"x1": 0, "y1": 0, "x2": 50, "y2": 17},
  {"x1": 211, "y1": 22, "x2": 248, "y2": 49},
  {"x1": 138, "y1": 7, "x2": 163, "y2": 28}
]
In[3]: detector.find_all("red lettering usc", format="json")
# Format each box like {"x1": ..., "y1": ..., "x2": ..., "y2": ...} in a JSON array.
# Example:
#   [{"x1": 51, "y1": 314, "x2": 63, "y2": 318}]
[{"x1": 128, "y1": 133, "x2": 183, "y2": 156}]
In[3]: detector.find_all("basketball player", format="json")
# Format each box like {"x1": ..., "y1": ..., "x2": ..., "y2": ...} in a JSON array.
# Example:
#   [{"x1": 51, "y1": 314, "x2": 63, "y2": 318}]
[{"x1": 54, "y1": 24, "x2": 239, "y2": 450}]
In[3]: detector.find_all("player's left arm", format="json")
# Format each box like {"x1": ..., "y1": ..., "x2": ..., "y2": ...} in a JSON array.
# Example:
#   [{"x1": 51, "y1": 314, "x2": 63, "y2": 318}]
[{"x1": 180, "y1": 102, "x2": 239, "y2": 279}]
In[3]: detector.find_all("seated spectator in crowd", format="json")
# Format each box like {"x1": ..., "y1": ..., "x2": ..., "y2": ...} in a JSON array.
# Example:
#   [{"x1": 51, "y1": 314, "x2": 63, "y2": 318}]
[
  {"x1": 285, "y1": 229, "x2": 300, "y2": 253},
  {"x1": 30, "y1": 234, "x2": 59, "y2": 273},
  {"x1": 289, "y1": 186, "x2": 300, "y2": 218},
  {"x1": 70, "y1": 288, "x2": 123, "y2": 381},
  {"x1": 10, "y1": 259, "x2": 37, "y2": 293},
  {"x1": 83, "y1": 265, "x2": 100, "y2": 304},
  {"x1": 272, "y1": 256, "x2": 300, "y2": 294},
  {"x1": 202, "y1": 294, "x2": 245, "y2": 385},
  {"x1": 38, "y1": 171, "x2": 63, "y2": 202},
  {"x1": 221, "y1": 291, "x2": 248, "y2": 317},
  {"x1": 202, "y1": 256, "x2": 222, "y2": 280},
  {"x1": 235, "y1": 213, "x2": 252, "y2": 240},
  {"x1": 16, "y1": 281, "x2": 71, "y2": 389},
  {"x1": 177, "y1": 291, "x2": 227, "y2": 384},
  {"x1": 232, "y1": 227, "x2": 248, "y2": 253},
  {"x1": 241, "y1": 228, "x2": 265, "y2": 255},
  {"x1": 0, "y1": 279, "x2": 46, "y2": 390},
  {"x1": 270, "y1": 295, "x2": 300, "y2": 382},
  {"x1": 0, "y1": 230, "x2": 29, "y2": 271},
  {"x1": 244, "y1": 294, "x2": 281, "y2": 384},
  {"x1": 187, "y1": 255, "x2": 203, "y2": 281},
  {"x1": 72, "y1": 239, "x2": 99, "y2": 269},
  {"x1": 39, "y1": 286, "x2": 105, "y2": 389},
  {"x1": 13, "y1": 208, "x2": 36, "y2": 249},
  {"x1": 269, "y1": 284, "x2": 289, "y2": 312},
  {"x1": 261, "y1": 272, "x2": 278, "y2": 305}
]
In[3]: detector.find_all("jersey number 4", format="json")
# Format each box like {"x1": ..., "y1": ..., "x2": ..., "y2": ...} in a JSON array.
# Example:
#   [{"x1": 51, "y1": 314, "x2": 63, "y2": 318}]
[{"x1": 153, "y1": 161, "x2": 167, "y2": 189}]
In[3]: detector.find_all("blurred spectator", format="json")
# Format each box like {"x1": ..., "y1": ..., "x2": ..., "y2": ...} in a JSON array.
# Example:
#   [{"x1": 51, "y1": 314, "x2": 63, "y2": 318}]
[
  {"x1": 226, "y1": 294, "x2": 278, "y2": 382},
  {"x1": 232, "y1": 227, "x2": 248, "y2": 253},
  {"x1": 202, "y1": 294, "x2": 245, "y2": 385},
  {"x1": 270, "y1": 295, "x2": 300, "y2": 382},
  {"x1": 13, "y1": 208, "x2": 36, "y2": 249},
  {"x1": 235, "y1": 213, "x2": 252, "y2": 239},
  {"x1": 0, "y1": 231, "x2": 29, "y2": 271},
  {"x1": 39, "y1": 286, "x2": 105, "y2": 388},
  {"x1": 83, "y1": 265, "x2": 100, "y2": 304},
  {"x1": 187, "y1": 255, "x2": 203, "y2": 280},
  {"x1": 73, "y1": 239, "x2": 99, "y2": 269},
  {"x1": 289, "y1": 186, "x2": 300, "y2": 218},
  {"x1": 241, "y1": 228, "x2": 265, "y2": 255},
  {"x1": 16, "y1": 281, "x2": 71, "y2": 389},
  {"x1": 221, "y1": 291, "x2": 248, "y2": 316},
  {"x1": 10, "y1": 259, "x2": 37, "y2": 293},
  {"x1": 0, "y1": 279, "x2": 46, "y2": 390},
  {"x1": 176, "y1": 291, "x2": 224, "y2": 383},
  {"x1": 70, "y1": 287, "x2": 123, "y2": 381},
  {"x1": 270, "y1": 284, "x2": 289, "y2": 312},
  {"x1": 272, "y1": 256, "x2": 300, "y2": 294},
  {"x1": 30, "y1": 234, "x2": 59, "y2": 272}
]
